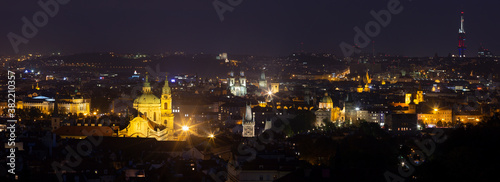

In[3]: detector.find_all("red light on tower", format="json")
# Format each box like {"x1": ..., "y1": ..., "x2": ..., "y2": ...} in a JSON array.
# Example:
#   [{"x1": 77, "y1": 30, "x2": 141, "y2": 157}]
[{"x1": 458, "y1": 12, "x2": 466, "y2": 58}]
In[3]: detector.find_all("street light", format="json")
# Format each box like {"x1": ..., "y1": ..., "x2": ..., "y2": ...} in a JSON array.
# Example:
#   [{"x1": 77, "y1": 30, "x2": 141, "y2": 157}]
[
  {"x1": 265, "y1": 89, "x2": 274, "y2": 102},
  {"x1": 182, "y1": 125, "x2": 189, "y2": 131}
]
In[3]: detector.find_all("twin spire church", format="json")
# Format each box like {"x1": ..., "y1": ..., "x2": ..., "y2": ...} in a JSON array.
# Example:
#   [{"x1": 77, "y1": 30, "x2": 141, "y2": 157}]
[{"x1": 118, "y1": 75, "x2": 175, "y2": 141}]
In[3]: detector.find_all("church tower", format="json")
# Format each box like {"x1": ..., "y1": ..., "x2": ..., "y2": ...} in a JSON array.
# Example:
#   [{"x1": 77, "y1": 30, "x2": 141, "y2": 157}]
[
  {"x1": 363, "y1": 71, "x2": 371, "y2": 92},
  {"x1": 161, "y1": 76, "x2": 174, "y2": 131},
  {"x1": 228, "y1": 71, "x2": 235, "y2": 87},
  {"x1": 228, "y1": 70, "x2": 247, "y2": 96},
  {"x1": 239, "y1": 71, "x2": 246, "y2": 87},
  {"x1": 407, "y1": 94, "x2": 417, "y2": 114},
  {"x1": 51, "y1": 98, "x2": 61, "y2": 131},
  {"x1": 357, "y1": 80, "x2": 364, "y2": 93},
  {"x1": 405, "y1": 93, "x2": 412, "y2": 105},
  {"x1": 242, "y1": 104, "x2": 255, "y2": 137},
  {"x1": 133, "y1": 74, "x2": 161, "y2": 123},
  {"x1": 143, "y1": 75, "x2": 152, "y2": 93},
  {"x1": 259, "y1": 70, "x2": 268, "y2": 89},
  {"x1": 416, "y1": 84, "x2": 424, "y2": 104}
]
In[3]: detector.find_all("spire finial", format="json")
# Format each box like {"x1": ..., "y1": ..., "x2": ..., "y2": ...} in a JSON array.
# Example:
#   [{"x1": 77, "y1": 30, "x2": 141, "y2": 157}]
[
  {"x1": 165, "y1": 73, "x2": 169, "y2": 87},
  {"x1": 459, "y1": 12, "x2": 465, "y2": 33}
]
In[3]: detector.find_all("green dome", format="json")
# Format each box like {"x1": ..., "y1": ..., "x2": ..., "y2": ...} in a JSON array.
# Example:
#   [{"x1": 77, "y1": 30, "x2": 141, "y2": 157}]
[
  {"x1": 321, "y1": 93, "x2": 333, "y2": 103},
  {"x1": 134, "y1": 93, "x2": 160, "y2": 104}
]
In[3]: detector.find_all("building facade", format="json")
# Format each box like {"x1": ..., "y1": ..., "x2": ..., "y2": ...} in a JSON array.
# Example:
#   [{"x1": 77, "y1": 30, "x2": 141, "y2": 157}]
[
  {"x1": 228, "y1": 71, "x2": 247, "y2": 97},
  {"x1": 119, "y1": 75, "x2": 175, "y2": 141},
  {"x1": 242, "y1": 104, "x2": 255, "y2": 137}
]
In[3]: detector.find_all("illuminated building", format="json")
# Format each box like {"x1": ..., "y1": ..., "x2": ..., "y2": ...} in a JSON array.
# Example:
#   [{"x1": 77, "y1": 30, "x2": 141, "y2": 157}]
[
  {"x1": 404, "y1": 86, "x2": 424, "y2": 105},
  {"x1": 258, "y1": 70, "x2": 268, "y2": 89},
  {"x1": 318, "y1": 93, "x2": 333, "y2": 109},
  {"x1": 355, "y1": 109, "x2": 387, "y2": 125},
  {"x1": 270, "y1": 83, "x2": 279, "y2": 94},
  {"x1": 363, "y1": 71, "x2": 371, "y2": 92},
  {"x1": 228, "y1": 71, "x2": 247, "y2": 97},
  {"x1": 58, "y1": 96, "x2": 91, "y2": 115},
  {"x1": 17, "y1": 95, "x2": 55, "y2": 114},
  {"x1": 391, "y1": 93, "x2": 417, "y2": 114},
  {"x1": 315, "y1": 109, "x2": 331, "y2": 126},
  {"x1": 418, "y1": 109, "x2": 453, "y2": 125},
  {"x1": 32, "y1": 82, "x2": 40, "y2": 90},
  {"x1": 258, "y1": 100, "x2": 267, "y2": 108},
  {"x1": 118, "y1": 75, "x2": 175, "y2": 141},
  {"x1": 133, "y1": 75, "x2": 161, "y2": 123},
  {"x1": 315, "y1": 93, "x2": 341, "y2": 125},
  {"x1": 405, "y1": 93, "x2": 412, "y2": 105},
  {"x1": 242, "y1": 104, "x2": 255, "y2": 137},
  {"x1": 217, "y1": 52, "x2": 228, "y2": 61},
  {"x1": 353, "y1": 70, "x2": 372, "y2": 93},
  {"x1": 161, "y1": 77, "x2": 174, "y2": 130},
  {"x1": 416, "y1": 85, "x2": 424, "y2": 104},
  {"x1": 357, "y1": 81, "x2": 364, "y2": 93},
  {"x1": 342, "y1": 94, "x2": 357, "y2": 124},
  {"x1": 16, "y1": 93, "x2": 90, "y2": 116},
  {"x1": 51, "y1": 102, "x2": 61, "y2": 131},
  {"x1": 453, "y1": 114, "x2": 483, "y2": 124}
]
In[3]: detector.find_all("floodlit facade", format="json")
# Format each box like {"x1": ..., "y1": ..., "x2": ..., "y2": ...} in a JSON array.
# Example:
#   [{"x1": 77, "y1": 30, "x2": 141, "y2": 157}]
[
  {"x1": 228, "y1": 71, "x2": 248, "y2": 96},
  {"x1": 242, "y1": 104, "x2": 255, "y2": 137},
  {"x1": 119, "y1": 75, "x2": 176, "y2": 141},
  {"x1": 418, "y1": 109, "x2": 453, "y2": 125}
]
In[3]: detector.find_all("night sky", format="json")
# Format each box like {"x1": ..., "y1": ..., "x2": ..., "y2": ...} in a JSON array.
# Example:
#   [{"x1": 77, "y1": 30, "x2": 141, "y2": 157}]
[{"x1": 1, "y1": 0, "x2": 499, "y2": 57}]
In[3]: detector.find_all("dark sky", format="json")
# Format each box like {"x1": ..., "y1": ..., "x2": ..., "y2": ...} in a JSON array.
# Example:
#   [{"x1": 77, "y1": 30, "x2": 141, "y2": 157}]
[{"x1": 1, "y1": 0, "x2": 499, "y2": 57}]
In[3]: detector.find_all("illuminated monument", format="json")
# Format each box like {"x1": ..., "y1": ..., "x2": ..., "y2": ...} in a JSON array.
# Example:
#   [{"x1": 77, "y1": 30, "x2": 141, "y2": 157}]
[
  {"x1": 118, "y1": 75, "x2": 175, "y2": 141},
  {"x1": 315, "y1": 93, "x2": 342, "y2": 126},
  {"x1": 133, "y1": 75, "x2": 161, "y2": 123},
  {"x1": 258, "y1": 70, "x2": 268, "y2": 90},
  {"x1": 228, "y1": 71, "x2": 247, "y2": 97},
  {"x1": 357, "y1": 71, "x2": 371, "y2": 93},
  {"x1": 242, "y1": 104, "x2": 255, "y2": 137}
]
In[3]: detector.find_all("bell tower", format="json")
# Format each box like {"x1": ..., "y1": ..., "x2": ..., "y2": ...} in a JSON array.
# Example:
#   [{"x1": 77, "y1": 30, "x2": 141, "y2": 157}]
[{"x1": 161, "y1": 75, "x2": 174, "y2": 131}]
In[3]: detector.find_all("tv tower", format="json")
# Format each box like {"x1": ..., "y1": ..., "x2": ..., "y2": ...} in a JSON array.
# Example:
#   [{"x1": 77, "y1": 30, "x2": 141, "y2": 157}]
[{"x1": 458, "y1": 12, "x2": 466, "y2": 58}]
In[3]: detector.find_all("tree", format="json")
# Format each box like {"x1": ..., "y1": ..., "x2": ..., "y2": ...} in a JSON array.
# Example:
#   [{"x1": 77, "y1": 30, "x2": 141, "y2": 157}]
[
  {"x1": 2, "y1": 108, "x2": 8, "y2": 116},
  {"x1": 437, "y1": 121, "x2": 443, "y2": 127},
  {"x1": 417, "y1": 114, "x2": 500, "y2": 181},
  {"x1": 288, "y1": 110, "x2": 315, "y2": 133},
  {"x1": 331, "y1": 121, "x2": 398, "y2": 181},
  {"x1": 26, "y1": 107, "x2": 42, "y2": 120}
]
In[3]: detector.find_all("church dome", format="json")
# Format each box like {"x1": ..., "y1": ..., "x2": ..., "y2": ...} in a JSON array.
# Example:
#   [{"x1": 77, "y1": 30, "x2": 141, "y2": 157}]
[
  {"x1": 134, "y1": 93, "x2": 160, "y2": 104},
  {"x1": 321, "y1": 93, "x2": 333, "y2": 104}
]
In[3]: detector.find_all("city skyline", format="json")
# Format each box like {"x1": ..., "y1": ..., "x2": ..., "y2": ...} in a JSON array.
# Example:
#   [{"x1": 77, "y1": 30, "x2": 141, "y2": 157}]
[
  {"x1": 2, "y1": 1, "x2": 500, "y2": 181},
  {"x1": 1, "y1": 0, "x2": 499, "y2": 57}
]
